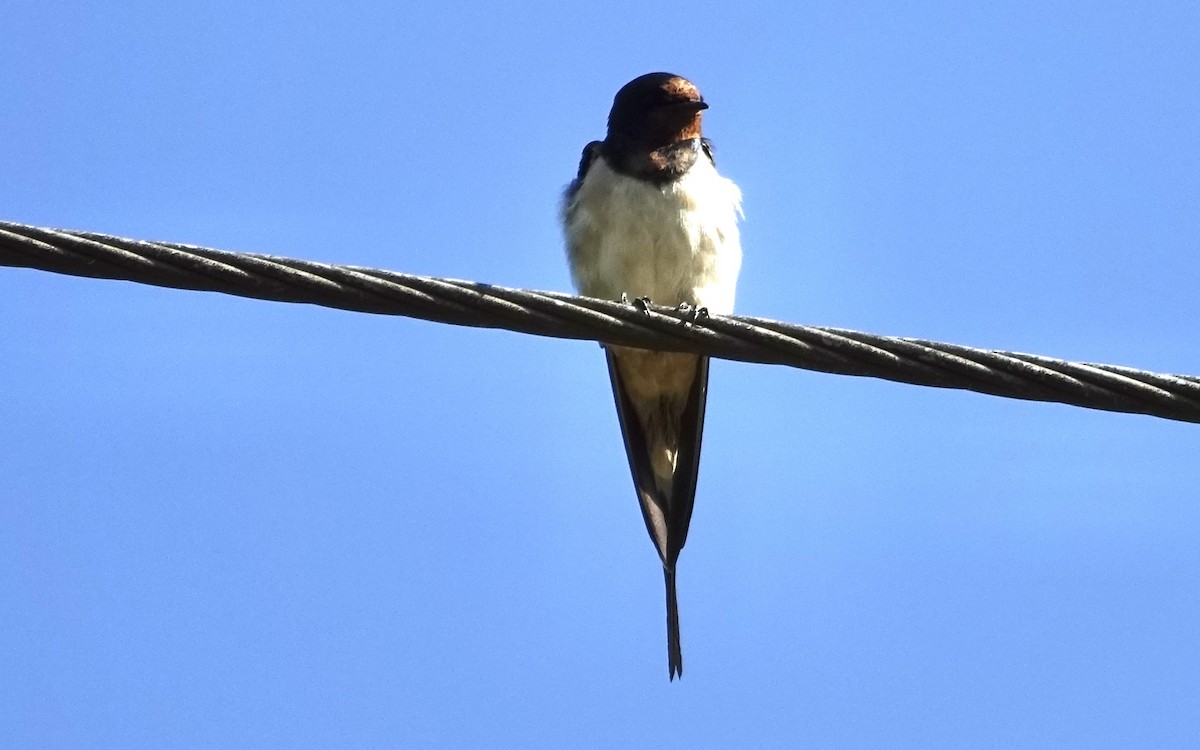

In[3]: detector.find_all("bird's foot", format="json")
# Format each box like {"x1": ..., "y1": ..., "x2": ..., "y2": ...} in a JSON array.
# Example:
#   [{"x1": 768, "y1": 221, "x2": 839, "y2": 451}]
[
  {"x1": 675, "y1": 302, "x2": 710, "y2": 326},
  {"x1": 631, "y1": 296, "x2": 654, "y2": 315}
]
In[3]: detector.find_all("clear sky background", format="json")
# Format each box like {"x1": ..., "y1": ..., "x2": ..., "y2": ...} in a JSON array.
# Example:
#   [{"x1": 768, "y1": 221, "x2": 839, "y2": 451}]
[{"x1": 3, "y1": 2, "x2": 1199, "y2": 747}]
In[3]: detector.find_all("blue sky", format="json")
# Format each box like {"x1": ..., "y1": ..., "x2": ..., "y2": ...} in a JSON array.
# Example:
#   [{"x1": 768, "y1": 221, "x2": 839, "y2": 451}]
[{"x1": 3, "y1": 1, "x2": 1199, "y2": 747}]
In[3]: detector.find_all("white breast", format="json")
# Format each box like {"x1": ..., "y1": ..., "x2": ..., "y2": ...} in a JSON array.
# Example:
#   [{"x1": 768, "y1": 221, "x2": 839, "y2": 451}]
[{"x1": 562, "y1": 156, "x2": 743, "y2": 315}]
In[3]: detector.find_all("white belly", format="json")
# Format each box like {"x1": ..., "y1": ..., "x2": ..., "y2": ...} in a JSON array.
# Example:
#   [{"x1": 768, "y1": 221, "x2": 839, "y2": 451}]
[{"x1": 563, "y1": 156, "x2": 743, "y2": 315}]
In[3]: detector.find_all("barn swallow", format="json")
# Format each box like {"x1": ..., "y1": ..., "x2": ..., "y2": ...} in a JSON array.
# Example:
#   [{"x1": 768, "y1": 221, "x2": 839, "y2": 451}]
[{"x1": 561, "y1": 73, "x2": 743, "y2": 679}]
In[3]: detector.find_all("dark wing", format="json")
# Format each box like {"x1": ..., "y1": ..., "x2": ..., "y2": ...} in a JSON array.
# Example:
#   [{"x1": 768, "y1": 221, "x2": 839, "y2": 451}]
[
  {"x1": 564, "y1": 141, "x2": 603, "y2": 202},
  {"x1": 605, "y1": 349, "x2": 670, "y2": 562},
  {"x1": 603, "y1": 351, "x2": 710, "y2": 568},
  {"x1": 665, "y1": 354, "x2": 709, "y2": 564},
  {"x1": 700, "y1": 137, "x2": 716, "y2": 166}
]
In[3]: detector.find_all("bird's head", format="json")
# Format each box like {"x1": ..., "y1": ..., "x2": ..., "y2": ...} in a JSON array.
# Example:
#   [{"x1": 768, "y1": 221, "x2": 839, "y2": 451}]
[{"x1": 606, "y1": 73, "x2": 708, "y2": 150}]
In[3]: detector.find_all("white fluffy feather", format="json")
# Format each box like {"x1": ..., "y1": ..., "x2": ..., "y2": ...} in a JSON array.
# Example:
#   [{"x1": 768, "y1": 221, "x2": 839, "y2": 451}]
[{"x1": 563, "y1": 155, "x2": 743, "y2": 315}]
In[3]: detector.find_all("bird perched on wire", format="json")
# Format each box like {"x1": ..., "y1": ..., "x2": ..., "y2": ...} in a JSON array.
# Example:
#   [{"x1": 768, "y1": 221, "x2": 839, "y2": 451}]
[{"x1": 561, "y1": 72, "x2": 743, "y2": 679}]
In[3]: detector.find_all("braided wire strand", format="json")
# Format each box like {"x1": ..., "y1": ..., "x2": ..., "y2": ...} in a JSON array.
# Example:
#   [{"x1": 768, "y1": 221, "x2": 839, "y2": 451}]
[{"x1": 3, "y1": 219, "x2": 1199, "y2": 423}]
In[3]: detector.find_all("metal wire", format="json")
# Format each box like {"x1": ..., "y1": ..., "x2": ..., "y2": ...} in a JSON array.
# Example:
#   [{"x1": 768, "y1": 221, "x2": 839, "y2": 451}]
[{"x1": 3, "y1": 219, "x2": 1199, "y2": 423}]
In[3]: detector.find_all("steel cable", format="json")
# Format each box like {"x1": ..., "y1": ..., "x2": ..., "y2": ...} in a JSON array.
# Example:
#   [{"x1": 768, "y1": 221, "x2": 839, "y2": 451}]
[{"x1": 3, "y1": 219, "x2": 1199, "y2": 423}]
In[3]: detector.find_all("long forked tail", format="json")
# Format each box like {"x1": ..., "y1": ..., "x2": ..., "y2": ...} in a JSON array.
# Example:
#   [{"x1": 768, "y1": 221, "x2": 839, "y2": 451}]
[{"x1": 665, "y1": 566, "x2": 683, "y2": 680}]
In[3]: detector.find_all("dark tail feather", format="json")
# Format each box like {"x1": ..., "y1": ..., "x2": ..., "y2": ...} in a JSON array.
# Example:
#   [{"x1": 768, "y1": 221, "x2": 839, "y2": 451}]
[{"x1": 665, "y1": 566, "x2": 683, "y2": 680}]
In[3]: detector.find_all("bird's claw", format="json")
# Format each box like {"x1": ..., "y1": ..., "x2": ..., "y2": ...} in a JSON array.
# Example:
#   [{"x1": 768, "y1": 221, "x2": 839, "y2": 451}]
[
  {"x1": 676, "y1": 302, "x2": 710, "y2": 326},
  {"x1": 618, "y1": 293, "x2": 654, "y2": 315}
]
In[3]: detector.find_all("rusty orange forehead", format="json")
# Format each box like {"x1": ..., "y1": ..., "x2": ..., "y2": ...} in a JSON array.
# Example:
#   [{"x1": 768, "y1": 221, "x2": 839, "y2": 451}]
[{"x1": 661, "y1": 77, "x2": 702, "y2": 100}]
